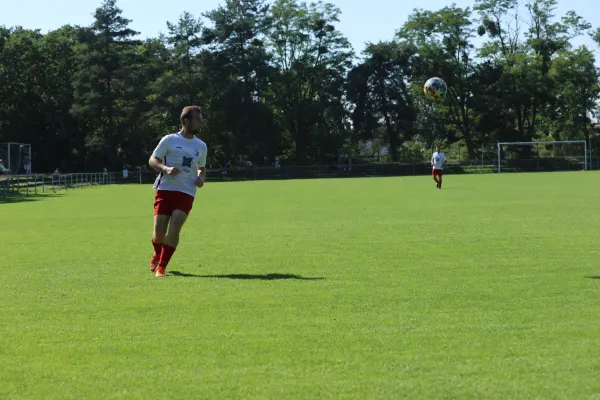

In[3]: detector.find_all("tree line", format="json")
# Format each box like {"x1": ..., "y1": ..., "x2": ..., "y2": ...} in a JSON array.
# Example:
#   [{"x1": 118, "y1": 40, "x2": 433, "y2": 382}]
[{"x1": 0, "y1": 0, "x2": 599, "y2": 172}]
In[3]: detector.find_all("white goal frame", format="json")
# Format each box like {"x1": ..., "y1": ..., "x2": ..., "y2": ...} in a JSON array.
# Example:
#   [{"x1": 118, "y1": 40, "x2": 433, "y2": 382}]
[
  {"x1": 497, "y1": 140, "x2": 588, "y2": 173},
  {"x1": 0, "y1": 142, "x2": 32, "y2": 175}
]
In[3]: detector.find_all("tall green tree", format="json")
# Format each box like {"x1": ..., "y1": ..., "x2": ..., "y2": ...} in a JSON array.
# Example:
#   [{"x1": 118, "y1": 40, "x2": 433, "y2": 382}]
[
  {"x1": 593, "y1": 27, "x2": 600, "y2": 47},
  {"x1": 267, "y1": 0, "x2": 353, "y2": 164},
  {"x1": 399, "y1": 6, "x2": 479, "y2": 157},
  {"x1": 146, "y1": 11, "x2": 205, "y2": 152},
  {"x1": 347, "y1": 41, "x2": 417, "y2": 161},
  {"x1": 203, "y1": 0, "x2": 276, "y2": 163},
  {"x1": 0, "y1": 27, "x2": 83, "y2": 171},
  {"x1": 164, "y1": 11, "x2": 205, "y2": 107},
  {"x1": 0, "y1": 28, "x2": 46, "y2": 150},
  {"x1": 71, "y1": 0, "x2": 140, "y2": 170},
  {"x1": 38, "y1": 26, "x2": 84, "y2": 170},
  {"x1": 476, "y1": 0, "x2": 592, "y2": 147},
  {"x1": 546, "y1": 46, "x2": 600, "y2": 142}
]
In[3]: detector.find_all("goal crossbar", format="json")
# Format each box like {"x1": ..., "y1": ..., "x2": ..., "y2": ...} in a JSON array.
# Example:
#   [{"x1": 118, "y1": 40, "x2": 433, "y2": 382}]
[{"x1": 497, "y1": 140, "x2": 588, "y2": 172}]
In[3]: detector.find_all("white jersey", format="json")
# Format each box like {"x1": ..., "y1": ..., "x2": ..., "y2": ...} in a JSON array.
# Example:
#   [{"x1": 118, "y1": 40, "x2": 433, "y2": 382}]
[
  {"x1": 431, "y1": 151, "x2": 447, "y2": 170},
  {"x1": 152, "y1": 132, "x2": 208, "y2": 197}
]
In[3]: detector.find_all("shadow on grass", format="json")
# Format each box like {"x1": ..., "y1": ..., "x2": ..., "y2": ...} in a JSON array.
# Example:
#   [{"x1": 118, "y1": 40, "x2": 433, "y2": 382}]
[
  {"x1": 585, "y1": 276, "x2": 600, "y2": 280},
  {"x1": 169, "y1": 271, "x2": 324, "y2": 280},
  {"x1": 0, "y1": 192, "x2": 66, "y2": 204}
]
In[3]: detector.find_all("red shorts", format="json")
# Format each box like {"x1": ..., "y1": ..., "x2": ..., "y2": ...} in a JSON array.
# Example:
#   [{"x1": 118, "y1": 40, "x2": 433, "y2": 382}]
[
  {"x1": 154, "y1": 190, "x2": 195, "y2": 216},
  {"x1": 432, "y1": 168, "x2": 444, "y2": 176}
]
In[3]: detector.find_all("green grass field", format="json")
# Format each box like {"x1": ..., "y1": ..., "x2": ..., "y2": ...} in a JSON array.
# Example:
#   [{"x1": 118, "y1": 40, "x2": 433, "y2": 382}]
[{"x1": 2, "y1": 172, "x2": 600, "y2": 399}]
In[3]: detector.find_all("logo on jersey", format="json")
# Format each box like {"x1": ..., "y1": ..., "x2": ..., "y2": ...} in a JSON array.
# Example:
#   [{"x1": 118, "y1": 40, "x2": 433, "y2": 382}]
[
  {"x1": 182, "y1": 156, "x2": 193, "y2": 168},
  {"x1": 195, "y1": 149, "x2": 199, "y2": 157}
]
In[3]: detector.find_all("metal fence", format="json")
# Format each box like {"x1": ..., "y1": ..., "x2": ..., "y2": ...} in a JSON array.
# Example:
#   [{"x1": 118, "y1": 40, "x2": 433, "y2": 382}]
[
  {"x1": 2, "y1": 157, "x2": 598, "y2": 200},
  {"x1": 0, "y1": 174, "x2": 46, "y2": 198},
  {"x1": 0, "y1": 172, "x2": 119, "y2": 200}
]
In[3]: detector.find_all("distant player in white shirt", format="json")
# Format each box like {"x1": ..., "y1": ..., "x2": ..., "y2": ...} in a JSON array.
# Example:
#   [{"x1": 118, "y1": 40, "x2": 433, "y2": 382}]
[
  {"x1": 431, "y1": 146, "x2": 447, "y2": 189},
  {"x1": 148, "y1": 105, "x2": 208, "y2": 277}
]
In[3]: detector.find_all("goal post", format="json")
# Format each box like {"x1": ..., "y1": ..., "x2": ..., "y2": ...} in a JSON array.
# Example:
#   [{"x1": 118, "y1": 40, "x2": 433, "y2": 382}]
[
  {"x1": 497, "y1": 140, "x2": 588, "y2": 173},
  {"x1": 0, "y1": 142, "x2": 32, "y2": 175}
]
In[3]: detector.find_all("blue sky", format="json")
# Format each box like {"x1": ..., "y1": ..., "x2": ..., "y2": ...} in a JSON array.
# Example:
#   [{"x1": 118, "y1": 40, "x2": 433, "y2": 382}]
[{"x1": 1, "y1": 0, "x2": 598, "y2": 56}]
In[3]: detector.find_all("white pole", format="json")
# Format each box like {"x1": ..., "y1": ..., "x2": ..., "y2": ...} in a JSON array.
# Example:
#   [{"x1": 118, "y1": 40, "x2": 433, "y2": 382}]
[
  {"x1": 584, "y1": 140, "x2": 588, "y2": 171},
  {"x1": 497, "y1": 143, "x2": 501, "y2": 173},
  {"x1": 7, "y1": 142, "x2": 11, "y2": 175}
]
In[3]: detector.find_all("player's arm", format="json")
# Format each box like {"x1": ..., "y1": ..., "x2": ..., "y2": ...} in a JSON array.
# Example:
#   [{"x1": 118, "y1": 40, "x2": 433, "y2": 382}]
[
  {"x1": 149, "y1": 155, "x2": 168, "y2": 173},
  {"x1": 196, "y1": 166, "x2": 206, "y2": 188},
  {"x1": 196, "y1": 144, "x2": 208, "y2": 188},
  {"x1": 197, "y1": 166, "x2": 206, "y2": 180},
  {"x1": 149, "y1": 137, "x2": 180, "y2": 176}
]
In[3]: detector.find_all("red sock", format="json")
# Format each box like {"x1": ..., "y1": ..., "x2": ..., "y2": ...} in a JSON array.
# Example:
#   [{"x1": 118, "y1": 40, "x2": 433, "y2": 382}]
[
  {"x1": 158, "y1": 244, "x2": 176, "y2": 269},
  {"x1": 151, "y1": 240, "x2": 162, "y2": 263}
]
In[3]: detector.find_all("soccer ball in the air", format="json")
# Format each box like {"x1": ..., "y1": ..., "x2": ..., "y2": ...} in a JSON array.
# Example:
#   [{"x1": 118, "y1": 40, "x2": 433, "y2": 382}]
[{"x1": 423, "y1": 77, "x2": 447, "y2": 101}]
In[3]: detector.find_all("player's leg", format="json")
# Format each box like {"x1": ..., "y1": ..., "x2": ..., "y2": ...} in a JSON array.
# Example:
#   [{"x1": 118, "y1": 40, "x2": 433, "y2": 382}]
[
  {"x1": 438, "y1": 171, "x2": 443, "y2": 189},
  {"x1": 151, "y1": 190, "x2": 172, "y2": 272},
  {"x1": 155, "y1": 210, "x2": 189, "y2": 276},
  {"x1": 151, "y1": 214, "x2": 170, "y2": 271},
  {"x1": 155, "y1": 192, "x2": 194, "y2": 277},
  {"x1": 432, "y1": 170, "x2": 439, "y2": 188},
  {"x1": 163, "y1": 210, "x2": 188, "y2": 248}
]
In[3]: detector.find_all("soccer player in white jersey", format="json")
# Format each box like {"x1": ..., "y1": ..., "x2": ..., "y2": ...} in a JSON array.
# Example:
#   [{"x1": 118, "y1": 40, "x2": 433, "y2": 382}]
[
  {"x1": 431, "y1": 145, "x2": 447, "y2": 189},
  {"x1": 148, "y1": 105, "x2": 208, "y2": 277}
]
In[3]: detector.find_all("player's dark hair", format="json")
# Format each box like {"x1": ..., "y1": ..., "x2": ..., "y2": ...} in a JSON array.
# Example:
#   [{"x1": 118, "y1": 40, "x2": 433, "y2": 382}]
[{"x1": 180, "y1": 105, "x2": 202, "y2": 125}]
